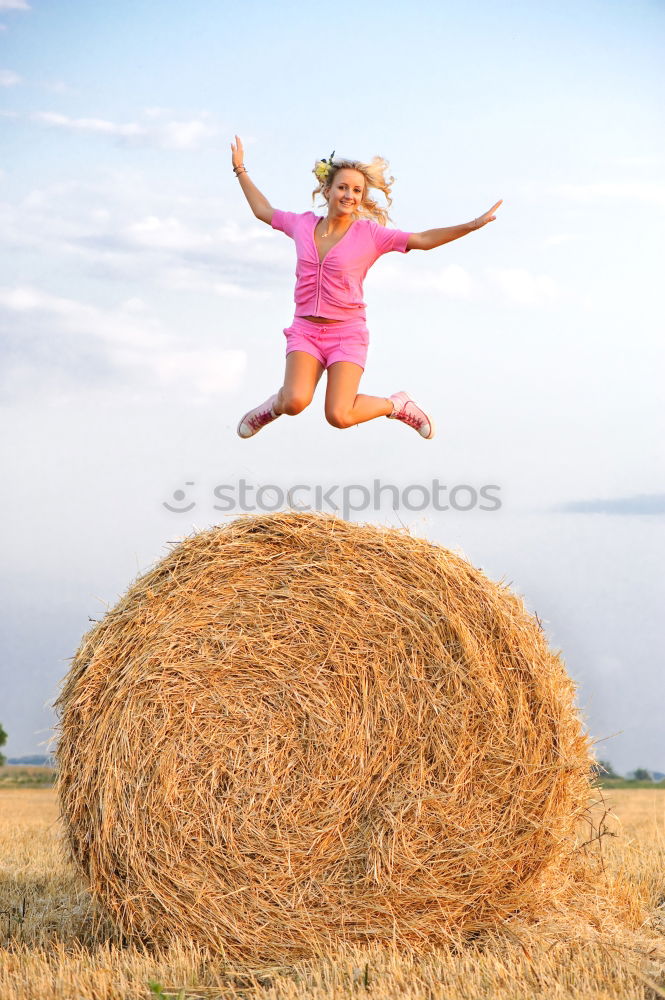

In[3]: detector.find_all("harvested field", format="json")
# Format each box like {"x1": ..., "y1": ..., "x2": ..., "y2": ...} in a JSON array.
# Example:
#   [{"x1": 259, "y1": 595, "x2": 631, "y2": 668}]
[{"x1": 0, "y1": 787, "x2": 663, "y2": 999}]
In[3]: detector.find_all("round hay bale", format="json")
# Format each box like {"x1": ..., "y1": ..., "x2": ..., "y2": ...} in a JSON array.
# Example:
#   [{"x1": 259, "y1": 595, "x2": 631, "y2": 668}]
[{"x1": 56, "y1": 512, "x2": 594, "y2": 962}]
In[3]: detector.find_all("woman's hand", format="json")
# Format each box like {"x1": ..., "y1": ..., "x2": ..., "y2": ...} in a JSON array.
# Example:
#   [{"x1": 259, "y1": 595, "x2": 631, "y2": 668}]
[
  {"x1": 472, "y1": 199, "x2": 503, "y2": 229},
  {"x1": 230, "y1": 135, "x2": 273, "y2": 224},
  {"x1": 231, "y1": 134, "x2": 244, "y2": 171}
]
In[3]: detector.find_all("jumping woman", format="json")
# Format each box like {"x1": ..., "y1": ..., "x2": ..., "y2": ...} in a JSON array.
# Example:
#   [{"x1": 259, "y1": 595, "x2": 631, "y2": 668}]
[{"x1": 232, "y1": 135, "x2": 502, "y2": 440}]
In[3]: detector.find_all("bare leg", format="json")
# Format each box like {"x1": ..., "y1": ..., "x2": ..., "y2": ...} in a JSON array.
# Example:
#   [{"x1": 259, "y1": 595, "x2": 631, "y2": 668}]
[
  {"x1": 324, "y1": 362, "x2": 393, "y2": 428},
  {"x1": 274, "y1": 351, "x2": 325, "y2": 416}
]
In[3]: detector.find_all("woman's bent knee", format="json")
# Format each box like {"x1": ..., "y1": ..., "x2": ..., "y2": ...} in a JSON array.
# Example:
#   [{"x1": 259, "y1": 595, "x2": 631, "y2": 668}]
[
  {"x1": 282, "y1": 393, "x2": 311, "y2": 416},
  {"x1": 325, "y1": 409, "x2": 354, "y2": 429}
]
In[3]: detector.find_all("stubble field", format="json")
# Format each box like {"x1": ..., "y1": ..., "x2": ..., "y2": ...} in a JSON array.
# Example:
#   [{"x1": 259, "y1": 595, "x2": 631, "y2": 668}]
[{"x1": 0, "y1": 787, "x2": 663, "y2": 999}]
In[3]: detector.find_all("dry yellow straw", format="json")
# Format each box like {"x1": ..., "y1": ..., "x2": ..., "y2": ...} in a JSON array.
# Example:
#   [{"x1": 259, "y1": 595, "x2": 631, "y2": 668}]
[{"x1": 56, "y1": 512, "x2": 597, "y2": 963}]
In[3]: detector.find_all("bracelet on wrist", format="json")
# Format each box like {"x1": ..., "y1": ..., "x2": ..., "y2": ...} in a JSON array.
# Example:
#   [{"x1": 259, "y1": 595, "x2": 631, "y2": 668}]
[{"x1": 233, "y1": 164, "x2": 247, "y2": 176}]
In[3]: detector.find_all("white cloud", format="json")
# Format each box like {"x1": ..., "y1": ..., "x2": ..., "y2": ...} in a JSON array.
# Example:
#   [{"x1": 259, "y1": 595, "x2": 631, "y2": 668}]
[
  {"x1": 120, "y1": 296, "x2": 147, "y2": 313},
  {"x1": 0, "y1": 175, "x2": 289, "y2": 307},
  {"x1": 29, "y1": 110, "x2": 219, "y2": 150},
  {"x1": 32, "y1": 111, "x2": 143, "y2": 137},
  {"x1": 163, "y1": 265, "x2": 269, "y2": 299},
  {"x1": 543, "y1": 233, "x2": 584, "y2": 247},
  {"x1": 152, "y1": 349, "x2": 246, "y2": 395},
  {"x1": 374, "y1": 261, "x2": 562, "y2": 307},
  {"x1": 0, "y1": 69, "x2": 21, "y2": 86},
  {"x1": 0, "y1": 285, "x2": 247, "y2": 399},
  {"x1": 42, "y1": 80, "x2": 76, "y2": 94},
  {"x1": 486, "y1": 267, "x2": 560, "y2": 307},
  {"x1": 143, "y1": 106, "x2": 170, "y2": 119},
  {"x1": 157, "y1": 118, "x2": 217, "y2": 150},
  {"x1": 370, "y1": 261, "x2": 476, "y2": 299},
  {"x1": 127, "y1": 215, "x2": 216, "y2": 252},
  {"x1": 0, "y1": 285, "x2": 161, "y2": 349},
  {"x1": 122, "y1": 216, "x2": 281, "y2": 266},
  {"x1": 551, "y1": 181, "x2": 665, "y2": 210},
  {"x1": 423, "y1": 264, "x2": 475, "y2": 298},
  {"x1": 614, "y1": 156, "x2": 662, "y2": 168},
  {"x1": 0, "y1": 0, "x2": 30, "y2": 9}
]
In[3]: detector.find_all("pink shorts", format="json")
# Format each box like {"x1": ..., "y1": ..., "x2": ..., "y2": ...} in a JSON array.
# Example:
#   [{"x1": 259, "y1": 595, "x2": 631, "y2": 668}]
[{"x1": 283, "y1": 315, "x2": 369, "y2": 370}]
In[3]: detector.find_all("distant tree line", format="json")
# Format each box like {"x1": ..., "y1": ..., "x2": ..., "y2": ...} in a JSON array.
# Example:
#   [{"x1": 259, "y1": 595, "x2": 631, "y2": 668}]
[
  {"x1": 594, "y1": 759, "x2": 663, "y2": 783},
  {"x1": 7, "y1": 755, "x2": 55, "y2": 766},
  {"x1": 0, "y1": 727, "x2": 55, "y2": 769}
]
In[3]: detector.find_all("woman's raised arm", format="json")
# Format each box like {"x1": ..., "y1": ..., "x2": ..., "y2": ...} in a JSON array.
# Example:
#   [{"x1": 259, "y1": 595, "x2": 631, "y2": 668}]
[
  {"x1": 407, "y1": 199, "x2": 503, "y2": 251},
  {"x1": 231, "y1": 135, "x2": 274, "y2": 225}
]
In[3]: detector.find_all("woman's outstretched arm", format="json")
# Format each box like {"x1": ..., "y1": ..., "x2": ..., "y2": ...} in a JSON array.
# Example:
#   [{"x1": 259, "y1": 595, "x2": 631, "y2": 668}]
[
  {"x1": 231, "y1": 134, "x2": 274, "y2": 225},
  {"x1": 407, "y1": 199, "x2": 503, "y2": 251}
]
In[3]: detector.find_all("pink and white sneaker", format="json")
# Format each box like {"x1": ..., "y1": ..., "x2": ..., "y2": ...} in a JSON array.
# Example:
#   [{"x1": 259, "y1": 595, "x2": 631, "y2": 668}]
[
  {"x1": 387, "y1": 391, "x2": 435, "y2": 439},
  {"x1": 237, "y1": 393, "x2": 280, "y2": 439}
]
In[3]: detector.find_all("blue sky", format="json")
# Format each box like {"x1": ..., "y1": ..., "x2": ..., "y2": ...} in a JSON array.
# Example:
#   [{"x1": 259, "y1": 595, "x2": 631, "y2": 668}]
[{"x1": 1, "y1": 0, "x2": 664, "y2": 773}]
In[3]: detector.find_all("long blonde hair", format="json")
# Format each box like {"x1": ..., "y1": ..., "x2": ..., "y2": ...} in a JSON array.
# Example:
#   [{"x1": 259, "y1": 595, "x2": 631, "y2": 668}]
[{"x1": 311, "y1": 156, "x2": 395, "y2": 226}]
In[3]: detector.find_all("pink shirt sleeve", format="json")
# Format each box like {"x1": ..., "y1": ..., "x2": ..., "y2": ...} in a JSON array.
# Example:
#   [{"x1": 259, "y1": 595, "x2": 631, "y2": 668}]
[
  {"x1": 368, "y1": 220, "x2": 412, "y2": 255},
  {"x1": 270, "y1": 209, "x2": 299, "y2": 238}
]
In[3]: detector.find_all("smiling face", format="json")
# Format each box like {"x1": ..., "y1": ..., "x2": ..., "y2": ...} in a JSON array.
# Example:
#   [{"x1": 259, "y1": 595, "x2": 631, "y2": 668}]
[{"x1": 324, "y1": 168, "x2": 366, "y2": 217}]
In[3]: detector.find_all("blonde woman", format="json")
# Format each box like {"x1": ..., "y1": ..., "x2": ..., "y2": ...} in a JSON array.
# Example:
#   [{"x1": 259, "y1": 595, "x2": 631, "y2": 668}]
[{"x1": 232, "y1": 135, "x2": 502, "y2": 440}]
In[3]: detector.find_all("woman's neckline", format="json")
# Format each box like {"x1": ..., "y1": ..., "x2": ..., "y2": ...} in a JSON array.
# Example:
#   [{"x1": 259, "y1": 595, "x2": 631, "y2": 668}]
[{"x1": 312, "y1": 214, "x2": 358, "y2": 264}]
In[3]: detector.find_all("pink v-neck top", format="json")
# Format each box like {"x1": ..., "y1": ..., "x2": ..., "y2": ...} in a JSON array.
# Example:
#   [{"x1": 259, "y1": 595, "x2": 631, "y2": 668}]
[{"x1": 271, "y1": 209, "x2": 412, "y2": 320}]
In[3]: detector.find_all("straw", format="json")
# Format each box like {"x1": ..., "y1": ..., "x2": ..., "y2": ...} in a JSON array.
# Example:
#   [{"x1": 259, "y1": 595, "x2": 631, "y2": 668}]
[{"x1": 55, "y1": 512, "x2": 598, "y2": 963}]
